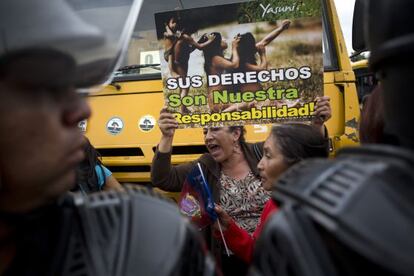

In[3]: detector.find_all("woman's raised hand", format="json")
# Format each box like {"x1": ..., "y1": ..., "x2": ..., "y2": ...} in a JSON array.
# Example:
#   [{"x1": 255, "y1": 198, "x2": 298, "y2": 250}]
[
  {"x1": 208, "y1": 33, "x2": 216, "y2": 42},
  {"x1": 281, "y1": 19, "x2": 291, "y2": 30},
  {"x1": 158, "y1": 107, "x2": 178, "y2": 138},
  {"x1": 314, "y1": 96, "x2": 332, "y2": 123},
  {"x1": 232, "y1": 34, "x2": 241, "y2": 48},
  {"x1": 312, "y1": 96, "x2": 332, "y2": 136},
  {"x1": 257, "y1": 44, "x2": 266, "y2": 55}
]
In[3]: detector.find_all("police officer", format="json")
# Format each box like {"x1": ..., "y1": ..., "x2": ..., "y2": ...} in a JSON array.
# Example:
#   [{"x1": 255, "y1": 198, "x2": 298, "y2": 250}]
[{"x1": 0, "y1": 1, "x2": 216, "y2": 275}]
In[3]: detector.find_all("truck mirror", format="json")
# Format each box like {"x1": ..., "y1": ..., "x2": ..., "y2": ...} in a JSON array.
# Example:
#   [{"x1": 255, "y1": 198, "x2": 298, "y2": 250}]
[{"x1": 352, "y1": 0, "x2": 368, "y2": 53}]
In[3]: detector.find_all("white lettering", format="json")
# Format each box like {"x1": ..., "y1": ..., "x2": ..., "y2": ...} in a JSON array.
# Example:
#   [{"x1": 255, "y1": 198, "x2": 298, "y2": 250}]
[
  {"x1": 260, "y1": 3, "x2": 297, "y2": 18},
  {"x1": 299, "y1": 66, "x2": 312, "y2": 79},
  {"x1": 206, "y1": 68, "x2": 312, "y2": 87},
  {"x1": 245, "y1": 71, "x2": 257, "y2": 83},
  {"x1": 208, "y1": 75, "x2": 220, "y2": 86},
  {"x1": 166, "y1": 78, "x2": 178, "y2": 90},
  {"x1": 260, "y1": 3, "x2": 271, "y2": 18},
  {"x1": 258, "y1": 70, "x2": 270, "y2": 82},
  {"x1": 222, "y1": 73, "x2": 232, "y2": 85},
  {"x1": 191, "y1": 75, "x2": 203, "y2": 88}
]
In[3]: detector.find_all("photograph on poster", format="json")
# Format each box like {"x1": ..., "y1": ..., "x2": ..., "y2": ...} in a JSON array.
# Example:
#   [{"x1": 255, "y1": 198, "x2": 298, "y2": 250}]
[{"x1": 155, "y1": 0, "x2": 323, "y2": 128}]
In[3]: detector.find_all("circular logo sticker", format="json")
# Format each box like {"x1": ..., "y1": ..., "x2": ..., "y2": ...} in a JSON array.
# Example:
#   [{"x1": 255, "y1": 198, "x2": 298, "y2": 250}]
[
  {"x1": 78, "y1": 120, "x2": 87, "y2": 132},
  {"x1": 138, "y1": 115, "x2": 156, "y2": 132},
  {"x1": 106, "y1": 117, "x2": 124, "y2": 135}
]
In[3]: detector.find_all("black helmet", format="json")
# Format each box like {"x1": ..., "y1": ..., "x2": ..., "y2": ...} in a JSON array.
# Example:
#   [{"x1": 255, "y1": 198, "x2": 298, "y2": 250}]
[
  {"x1": 365, "y1": 0, "x2": 414, "y2": 149},
  {"x1": 367, "y1": 0, "x2": 414, "y2": 70}
]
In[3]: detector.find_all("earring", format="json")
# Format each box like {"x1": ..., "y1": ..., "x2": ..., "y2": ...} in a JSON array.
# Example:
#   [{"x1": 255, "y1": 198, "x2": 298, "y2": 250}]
[{"x1": 233, "y1": 140, "x2": 240, "y2": 151}]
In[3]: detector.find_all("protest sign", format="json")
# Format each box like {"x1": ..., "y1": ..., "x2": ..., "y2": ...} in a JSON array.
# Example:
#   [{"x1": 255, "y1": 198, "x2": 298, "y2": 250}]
[{"x1": 155, "y1": 0, "x2": 322, "y2": 128}]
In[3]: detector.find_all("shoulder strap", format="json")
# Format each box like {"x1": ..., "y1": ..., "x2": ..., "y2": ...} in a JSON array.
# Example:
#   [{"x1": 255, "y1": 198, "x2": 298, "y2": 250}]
[{"x1": 253, "y1": 143, "x2": 263, "y2": 161}]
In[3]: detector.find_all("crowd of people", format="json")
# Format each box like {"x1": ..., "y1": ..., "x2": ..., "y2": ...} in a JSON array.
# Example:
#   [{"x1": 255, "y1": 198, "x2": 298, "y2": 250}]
[
  {"x1": 152, "y1": 97, "x2": 331, "y2": 275},
  {"x1": 1, "y1": 0, "x2": 414, "y2": 275}
]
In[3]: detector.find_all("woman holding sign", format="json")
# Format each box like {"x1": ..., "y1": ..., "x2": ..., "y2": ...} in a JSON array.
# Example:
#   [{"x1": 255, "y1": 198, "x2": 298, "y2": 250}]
[
  {"x1": 151, "y1": 100, "x2": 331, "y2": 275},
  {"x1": 213, "y1": 123, "x2": 329, "y2": 264},
  {"x1": 152, "y1": 108, "x2": 268, "y2": 275}
]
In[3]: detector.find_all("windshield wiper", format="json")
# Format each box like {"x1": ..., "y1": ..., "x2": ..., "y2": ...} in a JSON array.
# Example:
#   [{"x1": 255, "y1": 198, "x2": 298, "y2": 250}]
[{"x1": 116, "y1": 63, "x2": 161, "y2": 73}]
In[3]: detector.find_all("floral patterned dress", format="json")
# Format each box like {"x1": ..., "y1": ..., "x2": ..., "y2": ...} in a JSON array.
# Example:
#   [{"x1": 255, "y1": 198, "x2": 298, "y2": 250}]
[{"x1": 219, "y1": 171, "x2": 270, "y2": 234}]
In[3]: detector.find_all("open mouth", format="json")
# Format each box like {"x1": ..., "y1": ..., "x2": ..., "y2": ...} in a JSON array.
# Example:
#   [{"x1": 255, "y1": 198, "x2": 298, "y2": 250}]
[{"x1": 207, "y1": 144, "x2": 221, "y2": 155}]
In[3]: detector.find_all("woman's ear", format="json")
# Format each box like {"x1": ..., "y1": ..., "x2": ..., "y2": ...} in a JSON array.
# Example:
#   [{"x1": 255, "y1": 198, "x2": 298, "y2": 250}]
[{"x1": 233, "y1": 127, "x2": 242, "y2": 141}]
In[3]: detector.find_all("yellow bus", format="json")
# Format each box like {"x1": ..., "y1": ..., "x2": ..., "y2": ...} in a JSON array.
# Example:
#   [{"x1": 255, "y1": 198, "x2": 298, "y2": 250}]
[{"x1": 83, "y1": 0, "x2": 360, "y2": 187}]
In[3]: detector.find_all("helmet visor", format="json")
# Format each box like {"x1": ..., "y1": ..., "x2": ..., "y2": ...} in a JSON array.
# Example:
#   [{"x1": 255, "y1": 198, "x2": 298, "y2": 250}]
[{"x1": 0, "y1": 0, "x2": 144, "y2": 89}]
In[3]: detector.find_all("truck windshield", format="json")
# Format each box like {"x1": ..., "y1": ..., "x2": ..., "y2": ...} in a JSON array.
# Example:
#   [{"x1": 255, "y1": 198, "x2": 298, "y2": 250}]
[{"x1": 114, "y1": 0, "x2": 334, "y2": 80}]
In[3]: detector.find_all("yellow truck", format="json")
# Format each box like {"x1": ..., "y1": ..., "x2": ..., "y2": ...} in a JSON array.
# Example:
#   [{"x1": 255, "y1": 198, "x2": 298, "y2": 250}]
[{"x1": 83, "y1": 0, "x2": 360, "y2": 185}]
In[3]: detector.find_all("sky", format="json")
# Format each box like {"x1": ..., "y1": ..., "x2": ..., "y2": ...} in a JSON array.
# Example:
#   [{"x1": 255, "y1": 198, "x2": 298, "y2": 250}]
[{"x1": 334, "y1": 0, "x2": 356, "y2": 54}]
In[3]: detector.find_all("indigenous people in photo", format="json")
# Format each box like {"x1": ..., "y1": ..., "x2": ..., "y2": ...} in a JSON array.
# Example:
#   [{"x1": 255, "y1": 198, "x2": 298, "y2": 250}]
[
  {"x1": 214, "y1": 123, "x2": 329, "y2": 263},
  {"x1": 198, "y1": 32, "x2": 241, "y2": 112},
  {"x1": 224, "y1": 20, "x2": 291, "y2": 112},
  {"x1": 162, "y1": 15, "x2": 215, "y2": 113}
]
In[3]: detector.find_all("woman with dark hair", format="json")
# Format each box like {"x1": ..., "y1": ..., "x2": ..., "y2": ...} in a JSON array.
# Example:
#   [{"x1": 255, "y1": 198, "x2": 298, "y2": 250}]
[
  {"x1": 162, "y1": 15, "x2": 215, "y2": 113},
  {"x1": 198, "y1": 32, "x2": 241, "y2": 112},
  {"x1": 220, "y1": 20, "x2": 291, "y2": 112},
  {"x1": 239, "y1": 19, "x2": 290, "y2": 76},
  {"x1": 75, "y1": 137, "x2": 123, "y2": 194},
  {"x1": 214, "y1": 123, "x2": 329, "y2": 264}
]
